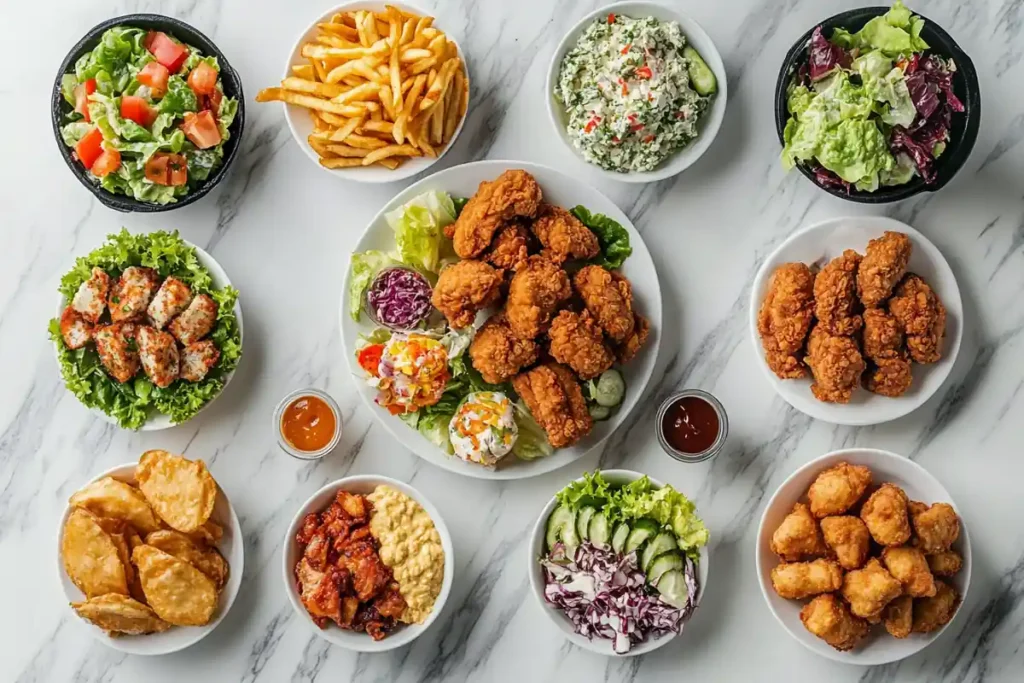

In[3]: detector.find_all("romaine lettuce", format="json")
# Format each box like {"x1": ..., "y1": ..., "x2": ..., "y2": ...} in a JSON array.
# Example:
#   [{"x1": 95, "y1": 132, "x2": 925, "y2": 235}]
[{"x1": 385, "y1": 191, "x2": 456, "y2": 274}]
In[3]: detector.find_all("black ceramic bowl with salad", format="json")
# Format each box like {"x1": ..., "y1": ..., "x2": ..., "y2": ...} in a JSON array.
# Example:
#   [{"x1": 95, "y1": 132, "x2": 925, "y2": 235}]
[
  {"x1": 775, "y1": 1, "x2": 979, "y2": 203},
  {"x1": 51, "y1": 15, "x2": 244, "y2": 212}
]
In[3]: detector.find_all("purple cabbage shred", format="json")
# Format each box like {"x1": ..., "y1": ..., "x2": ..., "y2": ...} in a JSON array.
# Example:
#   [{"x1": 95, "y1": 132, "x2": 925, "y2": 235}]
[{"x1": 366, "y1": 268, "x2": 433, "y2": 329}]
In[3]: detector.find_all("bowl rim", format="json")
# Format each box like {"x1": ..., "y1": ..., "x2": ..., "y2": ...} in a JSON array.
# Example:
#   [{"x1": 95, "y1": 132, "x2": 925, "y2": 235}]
[
  {"x1": 754, "y1": 447, "x2": 973, "y2": 665},
  {"x1": 526, "y1": 468, "x2": 709, "y2": 656},
  {"x1": 50, "y1": 13, "x2": 246, "y2": 213},
  {"x1": 544, "y1": 0, "x2": 728, "y2": 184},
  {"x1": 56, "y1": 460, "x2": 245, "y2": 655},
  {"x1": 279, "y1": 0, "x2": 470, "y2": 184},
  {"x1": 772, "y1": 6, "x2": 980, "y2": 203},
  {"x1": 280, "y1": 474, "x2": 455, "y2": 652}
]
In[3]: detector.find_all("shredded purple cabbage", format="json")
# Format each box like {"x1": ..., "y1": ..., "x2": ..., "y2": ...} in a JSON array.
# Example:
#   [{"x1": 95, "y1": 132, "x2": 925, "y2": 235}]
[
  {"x1": 366, "y1": 268, "x2": 433, "y2": 330},
  {"x1": 808, "y1": 26, "x2": 849, "y2": 81},
  {"x1": 540, "y1": 542, "x2": 697, "y2": 654}
]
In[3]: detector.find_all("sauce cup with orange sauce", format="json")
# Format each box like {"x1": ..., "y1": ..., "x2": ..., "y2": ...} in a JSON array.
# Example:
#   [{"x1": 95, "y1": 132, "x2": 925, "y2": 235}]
[{"x1": 274, "y1": 388, "x2": 343, "y2": 460}]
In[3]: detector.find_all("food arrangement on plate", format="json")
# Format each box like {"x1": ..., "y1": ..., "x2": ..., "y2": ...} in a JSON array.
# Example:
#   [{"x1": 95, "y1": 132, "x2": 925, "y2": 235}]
[
  {"x1": 347, "y1": 169, "x2": 651, "y2": 468},
  {"x1": 62, "y1": 451, "x2": 230, "y2": 637},
  {"x1": 768, "y1": 461, "x2": 963, "y2": 651},
  {"x1": 258, "y1": 5, "x2": 467, "y2": 171},
  {"x1": 50, "y1": 230, "x2": 241, "y2": 429},
  {"x1": 758, "y1": 230, "x2": 946, "y2": 404}
]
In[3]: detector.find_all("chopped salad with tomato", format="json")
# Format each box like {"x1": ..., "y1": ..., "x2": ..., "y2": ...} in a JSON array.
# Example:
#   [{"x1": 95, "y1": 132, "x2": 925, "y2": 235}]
[{"x1": 60, "y1": 26, "x2": 238, "y2": 205}]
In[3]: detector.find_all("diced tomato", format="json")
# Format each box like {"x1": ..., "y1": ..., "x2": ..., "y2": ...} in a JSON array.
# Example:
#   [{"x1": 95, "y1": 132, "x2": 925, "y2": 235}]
[
  {"x1": 202, "y1": 87, "x2": 223, "y2": 116},
  {"x1": 643, "y1": 135, "x2": 655, "y2": 143},
  {"x1": 611, "y1": 136, "x2": 620, "y2": 143},
  {"x1": 137, "y1": 61, "x2": 170, "y2": 97},
  {"x1": 181, "y1": 110, "x2": 221, "y2": 149},
  {"x1": 91, "y1": 146, "x2": 122, "y2": 177},
  {"x1": 144, "y1": 153, "x2": 188, "y2": 186},
  {"x1": 75, "y1": 127, "x2": 104, "y2": 170},
  {"x1": 635, "y1": 65, "x2": 653, "y2": 80},
  {"x1": 583, "y1": 116, "x2": 601, "y2": 134},
  {"x1": 74, "y1": 78, "x2": 97, "y2": 122},
  {"x1": 357, "y1": 344, "x2": 385, "y2": 375},
  {"x1": 167, "y1": 154, "x2": 188, "y2": 185},
  {"x1": 620, "y1": 43, "x2": 632, "y2": 55},
  {"x1": 187, "y1": 61, "x2": 219, "y2": 96},
  {"x1": 607, "y1": 13, "x2": 616, "y2": 24},
  {"x1": 120, "y1": 96, "x2": 156, "y2": 128},
  {"x1": 630, "y1": 123, "x2": 645, "y2": 131},
  {"x1": 145, "y1": 31, "x2": 189, "y2": 72}
]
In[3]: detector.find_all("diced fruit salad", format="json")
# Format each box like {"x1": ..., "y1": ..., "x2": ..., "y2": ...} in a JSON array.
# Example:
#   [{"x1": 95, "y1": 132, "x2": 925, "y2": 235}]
[
  {"x1": 60, "y1": 26, "x2": 238, "y2": 205},
  {"x1": 540, "y1": 471, "x2": 708, "y2": 653}
]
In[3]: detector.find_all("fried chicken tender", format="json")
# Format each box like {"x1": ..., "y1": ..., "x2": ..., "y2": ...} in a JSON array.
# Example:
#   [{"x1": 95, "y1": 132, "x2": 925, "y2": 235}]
[
  {"x1": 909, "y1": 502, "x2": 960, "y2": 554},
  {"x1": 862, "y1": 308, "x2": 903, "y2": 359},
  {"x1": 547, "y1": 309, "x2": 614, "y2": 380},
  {"x1": 865, "y1": 355, "x2": 914, "y2": 397},
  {"x1": 770, "y1": 558, "x2": 843, "y2": 599},
  {"x1": 882, "y1": 546, "x2": 936, "y2": 598},
  {"x1": 431, "y1": 260, "x2": 504, "y2": 329},
  {"x1": 888, "y1": 274, "x2": 946, "y2": 364},
  {"x1": 615, "y1": 313, "x2": 649, "y2": 364},
  {"x1": 883, "y1": 594, "x2": 913, "y2": 638},
  {"x1": 506, "y1": 256, "x2": 571, "y2": 338},
  {"x1": 912, "y1": 580, "x2": 959, "y2": 633},
  {"x1": 449, "y1": 170, "x2": 543, "y2": 258},
  {"x1": 757, "y1": 263, "x2": 815, "y2": 379},
  {"x1": 800, "y1": 593, "x2": 869, "y2": 651},
  {"x1": 857, "y1": 231, "x2": 911, "y2": 307},
  {"x1": 530, "y1": 204, "x2": 599, "y2": 264},
  {"x1": 820, "y1": 515, "x2": 871, "y2": 570},
  {"x1": 483, "y1": 220, "x2": 532, "y2": 271},
  {"x1": 808, "y1": 462, "x2": 872, "y2": 518},
  {"x1": 805, "y1": 324, "x2": 866, "y2": 403},
  {"x1": 469, "y1": 315, "x2": 539, "y2": 384},
  {"x1": 771, "y1": 503, "x2": 827, "y2": 561},
  {"x1": 814, "y1": 249, "x2": 863, "y2": 336},
  {"x1": 573, "y1": 265, "x2": 634, "y2": 343},
  {"x1": 861, "y1": 483, "x2": 912, "y2": 547},
  {"x1": 841, "y1": 557, "x2": 903, "y2": 620},
  {"x1": 927, "y1": 551, "x2": 963, "y2": 577},
  {"x1": 512, "y1": 363, "x2": 592, "y2": 448}
]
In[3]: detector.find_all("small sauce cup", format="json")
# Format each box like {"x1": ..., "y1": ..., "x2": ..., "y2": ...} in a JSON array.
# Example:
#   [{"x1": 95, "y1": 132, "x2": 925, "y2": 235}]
[
  {"x1": 656, "y1": 389, "x2": 728, "y2": 463},
  {"x1": 274, "y1": 388, "x2": 343, "y2": 460}
]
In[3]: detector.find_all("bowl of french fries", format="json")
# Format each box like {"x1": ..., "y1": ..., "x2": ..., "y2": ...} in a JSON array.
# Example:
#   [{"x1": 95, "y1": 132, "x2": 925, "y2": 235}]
[{"x1": 257, "y1": 2, "x2": 469, "y2": 181}]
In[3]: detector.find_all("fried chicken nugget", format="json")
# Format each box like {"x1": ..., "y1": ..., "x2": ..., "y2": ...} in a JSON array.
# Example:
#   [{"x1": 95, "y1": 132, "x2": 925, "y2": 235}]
[
  {"x1": 615, "y1": 313, "x2": 649, "y2": 364},
  {"x1": 862, "y1": 308, "x2": 903, "y2": 359},
  {"x1": 882, "y1": 545, "x2": 936, "y2": 598},
  {"x1": 805, "y1": 324, "x2": 866, "y2": 403},
  {"x1": 512, "y1": 363, "x2": 592, "y2": 448},
  {"x1": 469, "y1": 314, "x2": 539, "y2": 384},
  {"x1": 814, "y1": 250, "x2": 863, "y2": 336},
  {"x1": 841, "y1": 557, "x2": 903, "y2": 620},
  {"x1": 861, "y1": 483, "x2": 912, "y2": 547},
  {"x1": 801, "y1": 593, "x2": 869, "y2": 651},
  {"x1": 483, "y1": 220, "x2": 532, "y2": 271},
  {"x1": 506, "y1": 256, "x2": 572, "y2": 339},
  {"x1": 820, "y1": 515, "x2": 871, "y2": 570},
  {"x1": 927, "y1": 551, "x2": 963, "y2": 577},
  {"x1": 450, "y1": 170, "x2": 543, "y2": 258},
  {"x1": 912, "y1": 580, "x2": 959, "y2": 633},
  {"x1": 431, "y1": 260, "x2": 504, "y2": 329},
  {"x1": 530, "y1": 204, "x2": 599, "y2": 264},
  {"x1": 757, "y1": 263, "x2": 815, "y2": 379},
  {"x1": 909, "y1": 501, "x2": 960, "y2": 554},
  {"x1": 573, "y1": 265, "x2": 634, "y2": 343},
  {"x1": 883, "y1": 594, "x2": 913, "y2": 638},
  {"x1": 864, "y1": 354, "x2": 914, "y2": 397},
  {"x1": 770, "y1": 558, "x2": 843, "y2": 599},
  {"x1": 808, "y1": 462, "x2": 872, "y2": 518},
  {"x1": 770, "y1": 502, "x2": 827, "y2": 561},
  {"x1": 857, "y1": 231, "x2": 911, "y2": 307},
  {"x1": 888, "y1": 274, "x2": 947, "y2": 364},
  {"x1": 547, "y1": 309, "x2": 614, "y2": 380}
]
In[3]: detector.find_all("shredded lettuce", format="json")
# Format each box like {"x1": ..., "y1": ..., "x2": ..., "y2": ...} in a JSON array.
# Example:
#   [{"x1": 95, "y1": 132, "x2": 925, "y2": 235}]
[
  {"x1": 570, "y1": 206, "x2": 632, "y2": 269},
  {"x1": 384, "y1": 191, "x2": 456, "y2": 274}
]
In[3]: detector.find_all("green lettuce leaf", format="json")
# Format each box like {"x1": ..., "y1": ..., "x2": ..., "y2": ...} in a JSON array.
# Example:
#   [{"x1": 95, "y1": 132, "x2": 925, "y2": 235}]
[
  {"x1": 511, "y1": 401, "x2": 554, "y2": 460},
  {"x1": 348, "y1": 250, "x2": 398, "y2": 322},
  {"x1": 385, "y1": 191, "x2": 456, "y2": 274},
  {"x1": 61, "y1": 121, "x2": 94, "y2": 146},
  {"x1": 570, "y1": 206, "x2": 632, "y2": 269},
  {"x1": 817, "y1": 118, "x2": 894, "y2": 185},
  {"x1": 159, "y1": 75, "x2": 198, "y2": 116},
  {"x1": 833, "y1": 1, "x2": 929, "y2": 57}
]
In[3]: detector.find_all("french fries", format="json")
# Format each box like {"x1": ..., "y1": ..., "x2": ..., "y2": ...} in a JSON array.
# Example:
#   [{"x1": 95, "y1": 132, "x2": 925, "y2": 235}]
[{"x1": 257, "y1": 5, "x2": 468, "y2": 171}]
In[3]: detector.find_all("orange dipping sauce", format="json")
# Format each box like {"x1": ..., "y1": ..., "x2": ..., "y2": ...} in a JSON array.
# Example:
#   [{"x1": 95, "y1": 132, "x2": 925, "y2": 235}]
[{"x1": 281, "y1": 395, "x2": 337, "y2": 453}]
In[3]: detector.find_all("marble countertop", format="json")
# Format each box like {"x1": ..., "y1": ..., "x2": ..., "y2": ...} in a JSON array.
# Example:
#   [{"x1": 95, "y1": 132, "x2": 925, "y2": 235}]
[{"x1": 3, "y1": 0, "x2": 1023, "y2": 681}]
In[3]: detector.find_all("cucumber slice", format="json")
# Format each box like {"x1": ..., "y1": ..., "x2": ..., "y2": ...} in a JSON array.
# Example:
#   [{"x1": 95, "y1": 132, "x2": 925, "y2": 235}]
[
  {"x1": 641, "y1": 533, "x2": 678, "y2": 572},
  {"x1": 655, "y1": 568, "x2": 690, "y2": 609},
  {"x1": 545, "y1": 504, "x2": 573, "y2": 551},
  {"x1": 684, "y1": 46, "x2": 717, "y2": 96},
  {"x1": 561, "y1": 508, "x2": 580, "y2": 556},
  {"x1": 588, "y1": 403, "x2": 612, "y2": 421},
  {"x1": 647, "y1": 551, "x2": 685, "y2": 586},
  {"x1": 576, "y1": 506, "x2": 596, "y2": 541},
  {"x1": 611, "y1": 522, "x2": 631, "y2": 553},
  {"x1": 624, "y1": 519, "x2": 659, "y2": 554},
  {"x1": 588, "y1": 512, "x2": 611, "y2": 548}
]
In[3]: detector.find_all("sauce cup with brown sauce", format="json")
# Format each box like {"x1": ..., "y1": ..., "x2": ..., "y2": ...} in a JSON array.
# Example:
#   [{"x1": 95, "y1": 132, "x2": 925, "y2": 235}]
[
  {"x1": 656, "y1": 389, "x2": 728, "y2": 463},
  {"x1": 275, "y1": 388, "x2": 343, "y2": 459}
]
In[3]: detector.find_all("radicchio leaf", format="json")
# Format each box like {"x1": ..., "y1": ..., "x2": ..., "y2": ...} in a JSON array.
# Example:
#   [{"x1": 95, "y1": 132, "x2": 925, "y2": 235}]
[
  {"x1": 812, "y1": 164, "x2": 852, "y2": 193},
  {"x1": 890, "y1": 126, "x2": 937, "y2": 183},
  {"x1": 920, "y1": 55, "x2": 964, "y2": 112},
  {"x1": 808, "y1": 26, "x2": 849, "y2": 81}
]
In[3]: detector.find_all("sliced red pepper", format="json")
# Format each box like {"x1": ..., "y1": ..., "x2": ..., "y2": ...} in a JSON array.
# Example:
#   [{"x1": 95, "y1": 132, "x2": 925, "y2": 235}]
[
  {"x1": 643, "y1": 135, "x2": 655, "y2": 143},
  {"x1": 607, "y1": 13, "x2": 616, "y2": 24},
  {"x1": 635, "y1": 65, "x2": 653, "y2": 80},
  {"x1": 620, "y1": 43, "x2": 632, "y2": 55},
  {"x1": 630, "y1": 123, "x2": 645, "y2": 131}
]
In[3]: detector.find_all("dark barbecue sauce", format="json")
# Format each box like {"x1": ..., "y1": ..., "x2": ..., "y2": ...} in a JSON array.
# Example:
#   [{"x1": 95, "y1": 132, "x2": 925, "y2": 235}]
[{"x1": 661, "y1": 395, "x2": 720, "y2": 454}]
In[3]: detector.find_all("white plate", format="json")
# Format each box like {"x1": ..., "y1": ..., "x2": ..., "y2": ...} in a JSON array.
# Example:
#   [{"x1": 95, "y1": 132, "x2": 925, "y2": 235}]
[
  {"x1": 545, "y1": 1, "x2": 727, "y2": 183},
  {"x1": 749, "y1": 216, "x2": 962, "y2": 426},
  {"x1": 527, "y1": 469, "x2": 709, "y2": 656},
  {"x1": 281, "y1": 1, "x2": 470, "y2": 184},
  {"x1": 282, "y1": 475, "x2": 454, "y2": 652},
  {"x1": 755, "y1": 448, "x2": 971, "y2": 665},
  {"x1": 54, "y1": 239, "x2": 243, "y2": 431},
  {"x1": 339, "y1": 160, "x2": 663, "y2": 479},
  {"x1": 57, "y1": 462, "x2": 244, "y2": 655}
]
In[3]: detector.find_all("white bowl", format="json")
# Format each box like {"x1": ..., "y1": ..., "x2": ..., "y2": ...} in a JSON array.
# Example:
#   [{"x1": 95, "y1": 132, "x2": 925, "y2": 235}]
[
  {"x1": 338, "y1": 160, "x2": 663, "y2": 480},
  {"x1": 57, "y1": 462, "x2": 244, "y2": 655},
  {"x1": 527, "y1": 469, "x2": 709, "y2": 657},
  {"x1": 749, "y1": 216, "x2": 963, "y2": 426},
  {"x1": 281, "y1": 1, "x2": 470, "y2": 183},
  {"x1": 755, "y1": 448, "x2": 972, "y2": 665},
  {"x1": 282, "y1": 475, "x2": 454, "y2": 652},
  {"x1": 545, "y1": 1, "x2": 727, "y2": 183},
  {"x1": 54, "y1": 239, "x2": 243, "y2": 431}
]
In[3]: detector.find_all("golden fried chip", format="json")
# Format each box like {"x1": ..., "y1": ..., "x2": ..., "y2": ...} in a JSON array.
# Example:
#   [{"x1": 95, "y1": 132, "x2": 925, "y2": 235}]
[
  {"x1": 188, "y1": 520, "x2": 223, "y2": 545},
  {"x1": 62, "y1": 508, "x2": 129, "y2": 598},
  {"x1": 146, "y1": 530, "x2": 229, "y2": 589},
  {"x1": 133, "y1": 545, "x2": 218, "y2": 626},
  {"x1": 72, "y1": 594, "x2": 172, "y2": 636},
  {"x1": 69, "y1": 476, "x2": 163, "y2": 534},
  {"x1": 94, "y1": 517, "x2": 136, "y2": 588},
  {"x1": 136, "y1": 450, "x2": 217, "y2": 533}
]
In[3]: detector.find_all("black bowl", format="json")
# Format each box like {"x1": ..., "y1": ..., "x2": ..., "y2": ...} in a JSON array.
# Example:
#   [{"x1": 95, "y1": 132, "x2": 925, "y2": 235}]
[
  {"x1": 774, "y1": 6, "x2": 980, "y2": 204},
  {"x1": 51, "y1": 14, "x2": 245, "y2": 213}
]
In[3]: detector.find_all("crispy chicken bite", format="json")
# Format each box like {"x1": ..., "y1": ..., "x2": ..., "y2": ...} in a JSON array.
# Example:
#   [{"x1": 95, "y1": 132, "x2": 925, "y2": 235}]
[
  {"x1": 757, "y1": 263, "x2": 815, "y2": 379},
  {"x1": 912, "y1": 580, "x2": 959, "y2": 633},
  {"x1": 530, "y1": 204, "x2": 599, "y2": 264},
  {"x1": 573, "y1": 265, "x2": 634, "y2": 343},
  {"x1": 615, "y1": 313, "x2": 650, "y2": 364},
  {"x1": 770, "y1": 558, "x2": 843, "y2": 599},
  {"x1": 506, "y1": 256, "x2": 572, "y2": 339},
  {"x1": 169, "y1": 293, "x2": 218, "y2": 345},
  {"x1": 468, "y1": 315, "x2": 539, "y2": 384},
  {"x1": 94, "y1": 322, "x2": 140, "y2": 383},
  {"x1": 180, "y1": 340, "x2": 221, "y2": 383},
  {"x1": 882, "y1": 545, "x2": 936, "y2": 598},
  {"x1": 909, "y1": 502, "x2": 960, "y2": 554},
  {"x1": 801, "y1": 593, "x2": 870, "y2": 652},
  {"x1": 820, "y1": 515, "x2": 871, "y2": 570},
  {"x1": 808, "y1": 462, "x2": 872, "y2": 518},
  {"x1": 147, "y1": 276, "x2": 193, "y2": 329},
  {"x1": 861, "y1": 483, "x2": 911, "y2": 547},
  {"x1": 770, "y1": 502, "x2": 827, "y2": 561},
  {"x1": 862, "y1": 308, "x2": 903, "y2": 359},
  {"x1": 927, "y1": 551, "x2": 963, "y2": 577},
  {"x1": 805, "y1": 324, "x2": 866, "y2": 403},
  {"x1": 512, "y1": 363, "x2": 592, "y2": 448},
  {"x1": 814, "y1": 249, "x2": 863, "y2": 336},
  {"x1": 137, "y1": 325, "x2": 180, "y2": 388},
  {"x1": 59, "y1": 306, "x2": 94, "y2": 349},
  {"x1": 547, "y1": 309, "x2": 614, "y2": 380},
  {"x1": 483, "y1": 220, "x2": 532, "y2": 271},
  {"x1": 71, "y1": 267, "x2": 110, "y2": 324},
  {"x1": 864, "y1": 355, "x2": 913, "y2": 397},
  {"x1": 857, "y1": 231, "x2": 911, "y2": 307},
  {"x1": 449, "y1": 170, "x2": 543, "y2": 258},
  {"x1": 861, "y1": 307, "x2": 913, "y2": 396},
  {"x1": 109, "y1": 266, "x2": 160, "y2": 323},
  {"x1": 841, "y1": 557, "x2": 903, "y2": 621},
  {"x1": 431, "y1": 260, "x2": 504, "y2": 329},
  {"x1": 883, "y1": 594, "x2": 913, "y2": 638},
  {"x1": 888, "y1": 274, "x2": 946, "y2": 364}
]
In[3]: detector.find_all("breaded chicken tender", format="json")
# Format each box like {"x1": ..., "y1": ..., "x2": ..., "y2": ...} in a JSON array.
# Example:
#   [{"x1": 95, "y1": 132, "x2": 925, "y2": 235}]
[
  {"x1": 771, "y1": 503, "x2": 827, "y2": 561},
  {"x1": 547, "y1": 309, "x2": 614, "y2": 380},
  {"x1": 862, "y1": 308, "x2": 903, "y2": 359},
  {"x1": 530, "y1": 204, "x2": 599, "y2": 264},
  {"x1": 483, "y1": 220, "x2": 532, "y2": 271},
  {"x1": 841, "y1": 557, "x2": 903, "y2": 620},
  {"x1": 888, "y1": 274, "x2": 946, "y2": 364},
  {"x1": 808, "y1": 462, "x2": 872, "y2": 518},
  {"x1": 864, "y1": 354, "x2": 913, "y2": 397},
  {"x1": 60, "y1": 305, "x2": 94, "y2": 350},
  {"x1": 814, "y1": 249, "x2": 863, "y2": 336},
  {"x1": 512, "y1": 364, "x2": 592, "y2": 448},
  {"x1": 927, "y1": 551, "x2": 963, "y2": 577},
  {"x1": 506, "y1": 256, "x2": 571, "y2": 339},
  {"x1": 169, "y1": 293, "x2": 218, "y2": 345},
  {"x1": 820, "y1": 515, "x2": 871, "y2": 570},
  {"x1": 805, "y1": 324, "x2": 866, "y2": 403},
  {"x1": 147, "y1": 276, "x2": 193, "y2": 329},
  {"x1": 857, "y1": 231, "x2": 911, "y2": 307},
  {"x1": 137, "y1": 325, "x2": 179, "y2": 388},
  {"x1": 614, "y1": 313, "x2": 649, "y2": 364},
  {"x1": 861, "y1": 483, "x2": 911, "y2": 547},
  {"x1": 800, "y1": 593, "x2": 869, "y2": 651},
  {"x1": 757, "y1": 263, "x2": 815, "y2": 379},
  {"x1": 883, "y1": 594, "x2": 913, "y2": 638},
  {"x1": 180, "y1": 340, "x2": 221, "y2": 383},
  {"x1": 909, "y1": 502, "x2": 960, "y2": 554},
  {"x1": 882, "y1": 545, "x2": 936, "y2": 598},
  {"x1": 109, "y1": 266, "x2": 161, "y2": 323},
  {"x1": 431, "y1": 260, "x2": 504, "y2": 329},
  {"x1": 450, "y1": 170, "x2": 543, "y2": 258},
  {"x1": 912, "y1": 580, "x2": 959, "y2": 633},
  {"x1": 469, "y1": 315, "x2": 539, "y2": 384},
  {"x1": 770, "y1": 558, "x2": 843, "y2": 599},
  {"x1": 573, "y1": 265, "x2": 634, "y2": 343}
]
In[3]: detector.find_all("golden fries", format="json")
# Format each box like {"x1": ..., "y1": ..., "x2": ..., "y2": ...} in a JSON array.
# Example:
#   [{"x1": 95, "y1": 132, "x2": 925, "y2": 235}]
[{"x1": 257, "y1": 7, "x2": 468, "y2": 172}]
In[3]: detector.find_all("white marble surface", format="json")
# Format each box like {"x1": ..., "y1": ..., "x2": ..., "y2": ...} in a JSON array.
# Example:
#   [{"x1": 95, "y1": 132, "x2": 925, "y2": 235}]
[{"x1": 2, "y1": 0, "x2": 1023, "y2": 681}]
